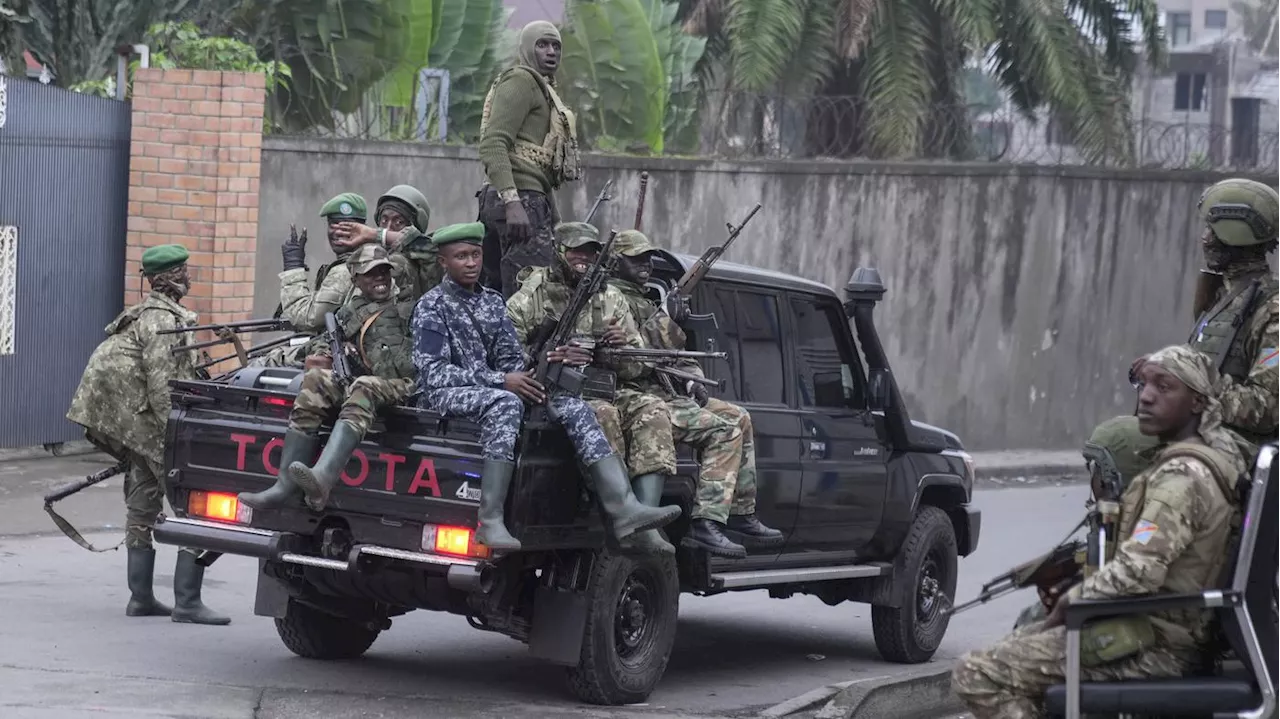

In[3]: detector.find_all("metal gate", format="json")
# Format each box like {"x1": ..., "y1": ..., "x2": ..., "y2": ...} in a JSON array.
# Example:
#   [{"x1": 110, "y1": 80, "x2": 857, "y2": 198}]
[{"x1": 0, "y1": 76, "x2": 131, "y2": 448}]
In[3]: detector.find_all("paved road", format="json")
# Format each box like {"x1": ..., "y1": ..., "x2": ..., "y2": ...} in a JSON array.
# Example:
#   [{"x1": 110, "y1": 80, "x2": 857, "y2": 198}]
[{"x1": 0, "y1": 454, "x2": 1088, "y2": 718}]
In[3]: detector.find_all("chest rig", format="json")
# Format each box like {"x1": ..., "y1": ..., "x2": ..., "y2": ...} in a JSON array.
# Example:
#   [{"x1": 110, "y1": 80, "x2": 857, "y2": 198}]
[
  {"x1": 344, "y1": 296, "x2": 413, "y2": 379},
  {"x1": 531, "y1": 271, "x2": 617, "y2": 401},
  {"x1": 1189, "y1": 273, "x2": 1276, "y2": 380}
]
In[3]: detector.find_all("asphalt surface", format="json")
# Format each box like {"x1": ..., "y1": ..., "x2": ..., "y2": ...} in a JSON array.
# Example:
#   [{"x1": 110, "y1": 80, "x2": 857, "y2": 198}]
[{"x1": 0, "y1": 454, "x2": 1089, "y2": 719}]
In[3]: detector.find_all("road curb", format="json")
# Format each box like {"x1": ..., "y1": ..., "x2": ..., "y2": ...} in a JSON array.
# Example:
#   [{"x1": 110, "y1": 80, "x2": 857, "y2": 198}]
[
  {"x1": 0, "y1": 440, "x2": 97, "y2": 463},
  {"x1": 756, "y1": 664, "x2": 962, "y2": 719},
  {"x1": 973, "y1": 464, "x2": 1089, "y2": 488}
]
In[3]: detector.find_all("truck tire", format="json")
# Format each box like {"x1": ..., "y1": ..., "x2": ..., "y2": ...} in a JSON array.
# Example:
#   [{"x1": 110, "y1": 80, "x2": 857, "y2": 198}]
[
  {"x1": 566, "y1": 550, "x2": 679, "y2": 705},
  {"x1": 274, "y1": 599, "x2": 380, "y2": 660},
  {"x1": 872, "y1": 505, "x2": 957, "y2": 663}
]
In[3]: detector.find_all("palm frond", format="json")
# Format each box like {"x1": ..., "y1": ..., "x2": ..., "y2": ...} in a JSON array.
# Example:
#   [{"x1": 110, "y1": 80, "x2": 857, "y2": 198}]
[
  {"x1": 834, "y1": 0, "x2": 877, "y2": 60},
  {"x1": 726, "y1": 0, "x2": 804, "y2": 91},
  {"x1": 858, "y1": 0, "x2": 935, "y2": 157},
  {"x1": 777, "y1": 0, "x2": 839, "y2": 94}
]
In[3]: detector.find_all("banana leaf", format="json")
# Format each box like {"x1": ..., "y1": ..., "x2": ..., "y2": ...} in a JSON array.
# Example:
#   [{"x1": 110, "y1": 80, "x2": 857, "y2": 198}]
[
  {"x1": 427, "y1": 0, "x2": 467, "y2": 66},
  {"x1": 383, "y1": 0, "x2": 436, "y2": 107}
]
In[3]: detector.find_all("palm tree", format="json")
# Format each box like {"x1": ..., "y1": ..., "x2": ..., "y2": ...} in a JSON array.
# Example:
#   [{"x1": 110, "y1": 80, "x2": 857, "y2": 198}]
[
  {"x1": 678, "y1": 0, "x2": 1166, "y2": 161},
  {"x1": 1232, "y1": 0, "x2": 1278, "y2": 56}
]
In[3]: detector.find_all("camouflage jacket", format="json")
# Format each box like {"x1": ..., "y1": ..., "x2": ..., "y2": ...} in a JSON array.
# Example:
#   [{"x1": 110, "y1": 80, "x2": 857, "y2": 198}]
[
  {"x1": 65, "y1": 292, "x2": 198, "y2": 468},
  {"x1": 334, "y1": 293, "x2": 416, "y2": 381},
  {"x1": 505, "y1": 267, "x2": 646, "y2": 379},
  {"x1": 413, "y1": 277, "x2": 525, "y2": 390},
  {"x1": 389, "y1": 228, "x2": 445, "y2": 304},
  {"x1": 609, "y1": 278, "x2": 706, "y2": 398},
  {"x1": 279, "y1": 256, "x2": 354, "y2": 333},
  {"x1": 1068, "y1": 441, "x2": 1243, "y2": 652}
]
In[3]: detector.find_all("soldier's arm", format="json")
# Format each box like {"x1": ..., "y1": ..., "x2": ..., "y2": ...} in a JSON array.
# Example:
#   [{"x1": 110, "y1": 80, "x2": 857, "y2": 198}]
[
  {"x1": 412, "y1": 300, "x2": 485, "y2": 389},
  {"x1": 602, "y1": 292, "x2": 647, "y2": 380},
  {"x1": 1219, "y1": 297, "x2": 1278, "y2": 436},
  {"x1": 138, "y1": 312, "x2": 191, "y2": 423},
  {"x1": 491, "y1": 296, "x2": 528, "y2": 374},
  {"x1": 280, "y1": 266, "x2": 351, "y2": 333},
  {"x1": 1072, "y1": 459, "x2": 1206, "y2": 601},
  {"x1": 476, "y1": 72, "x2": 538, "y2": 200},
  {"x1": 505, "y1": 291, "x2": 536, "y2": 347}
]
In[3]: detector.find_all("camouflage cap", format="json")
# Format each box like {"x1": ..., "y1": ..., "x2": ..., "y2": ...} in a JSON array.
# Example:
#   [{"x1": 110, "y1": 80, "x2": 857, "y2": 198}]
[
  {"x1": 346, "y1": 243, "x2": 393, "y2": 275},
  {"x1": 555, "y1": 221, "x2": 601, "y2": 248},
  {"x1": 431, "y1": 221, "x2": 485, "y2": 247},
  {"x1": 614, "y1": 229, "x2": 658, "y2": 257},
  {"x1": 1197, "y1": 178, "x2": 1278, "y2": 246},
  {"x1": 1083, "y1": 415, "x2": 1160, "y2": 483},
  {"x1": 141, "y1": 244, "x2": 189, "y2": 275},
  {"x1": 320, "y1": 192, "x2": 368, "y2": 221}
]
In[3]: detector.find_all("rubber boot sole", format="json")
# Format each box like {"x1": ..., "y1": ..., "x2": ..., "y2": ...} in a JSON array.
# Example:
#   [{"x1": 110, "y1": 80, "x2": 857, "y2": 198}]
[
  {"x1": 610, "y1": 505, "x2": 682, "y2": 540},
  {"x1": 288, "y1": 463, "x2": 332, "y2": 512},
  {"x1": 681, "y1": 534, "x2": 748, "y2": 559}
]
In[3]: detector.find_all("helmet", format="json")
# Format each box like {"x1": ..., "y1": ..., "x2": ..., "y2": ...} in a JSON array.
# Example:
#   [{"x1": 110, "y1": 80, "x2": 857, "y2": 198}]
[
  {"x1": 1083, "y1": 415, "x2": 1161, "y2": 489},
  {"x1": 376, "y1": 185, "x2": 431, "y2": 232},
  {"x1": 1197, "y1": 178, "x2": 1278, "y2": 247}
]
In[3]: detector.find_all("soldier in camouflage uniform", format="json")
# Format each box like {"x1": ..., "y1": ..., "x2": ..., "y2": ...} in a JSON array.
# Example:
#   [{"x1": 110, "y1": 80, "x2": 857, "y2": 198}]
[
  {"x1": 277, "y1": 193, "x2": 368, "y2": 333},
  {"x1": 952, "y1": 345, "x2": 1246, "y2": 718},
  {"x1": 239, "y1": 244, "x2": 416, "y2": 512},
  {"x1": 608, "y1": 230, "x2": 784, "y2": 557},
  {"x1": 476, "y1": 20, "x2": 581, "y2": 297},
  {"x1": 330, "y1": 184, "x2": 444, "y2": 303},
  {"x1": 414, "y1": 222, "x2": 680, "y2": 551},
  {"x1": 66, "y1": 244, "x2": 230, "y2": 626}
]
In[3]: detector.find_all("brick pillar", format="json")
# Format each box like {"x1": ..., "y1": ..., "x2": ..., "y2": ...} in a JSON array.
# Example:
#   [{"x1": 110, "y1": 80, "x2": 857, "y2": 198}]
[{"x1": 125, "y1": 69, "x2": 265, "y2": 335}]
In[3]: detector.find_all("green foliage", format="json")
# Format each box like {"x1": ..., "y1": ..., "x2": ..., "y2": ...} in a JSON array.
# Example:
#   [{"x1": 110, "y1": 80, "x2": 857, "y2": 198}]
[
  {"x1": 561, "y1": 0, "x2": 685, "y2": 154},
  {"x1": 641, "y1": 0, "x2": 708, "y2": 152},
  {"x1": 382, "y1": 0, "x2": 436, "y2": 107},
  {"x1": 146, "y1": 22, "x2": 291, "y2": 93},
  {"x1": 438, "y1": 0, "x2": 512, "y2": 140}
]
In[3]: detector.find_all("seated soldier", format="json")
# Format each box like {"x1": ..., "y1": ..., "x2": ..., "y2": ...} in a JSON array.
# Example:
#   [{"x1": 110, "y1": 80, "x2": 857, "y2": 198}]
[
  {"x1": 952, "y1": 345, "x2": 1247, "y2": 718},
  {"x1": 331, "y1": 184, "x2": 444, "y2": 302},
  {"x1": 279, "y1": 193, "x2": 368, "y2": 332},
  {"x1": 414, "y1": 222, "x2": 681, "y2": 551},
  {"x1": 238, "y1": 244, "x2": 416, "y2": 511}
]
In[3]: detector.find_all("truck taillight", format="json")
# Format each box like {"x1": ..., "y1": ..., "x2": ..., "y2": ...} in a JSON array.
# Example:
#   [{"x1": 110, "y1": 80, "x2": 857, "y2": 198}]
[
  {"x1": 189, "y1": 490, "x2": 252, "y2": 524},
  {"x1": 261, "y1": 396, "x2": 293, "y2": 407},
  {"x1": 422, "y1": 524, "x2": 491, "y2": 559}
]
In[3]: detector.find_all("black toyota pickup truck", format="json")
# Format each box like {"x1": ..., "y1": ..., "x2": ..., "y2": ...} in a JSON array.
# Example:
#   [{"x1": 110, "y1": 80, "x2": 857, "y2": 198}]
[{"x1": 153, "y1": 255, "x2": 981, "y2": 706}]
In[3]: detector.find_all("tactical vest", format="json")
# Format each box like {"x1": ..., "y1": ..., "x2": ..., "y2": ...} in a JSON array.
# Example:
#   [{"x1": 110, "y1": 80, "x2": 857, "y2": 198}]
[
  {"x1": 518, "y1": 267, "x2": 615, "y2": 399},
  {"x1": 1188, "y1": 274, "x2": 1278, "y2": 380},
  {"x1": 342, "y1": 296, "x2": 415, "y2": 381},
  {"x1": 479, "y1": 67, "x2": 582, "y2": 188}
]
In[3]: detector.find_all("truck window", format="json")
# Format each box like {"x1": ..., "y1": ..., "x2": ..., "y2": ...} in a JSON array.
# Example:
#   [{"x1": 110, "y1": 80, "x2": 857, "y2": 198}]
[
  {"x1": 789, "y1": 296, "x2": 865, "y2": 409},
  {"x1": 706, "y1": 287, "x2": 786, "y2": 405}
]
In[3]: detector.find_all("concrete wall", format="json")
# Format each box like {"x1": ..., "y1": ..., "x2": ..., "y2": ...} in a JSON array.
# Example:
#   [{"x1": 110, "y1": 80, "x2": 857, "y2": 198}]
[{"x1": 256, "y1": 137, "x2": 1277, "y2": 451}]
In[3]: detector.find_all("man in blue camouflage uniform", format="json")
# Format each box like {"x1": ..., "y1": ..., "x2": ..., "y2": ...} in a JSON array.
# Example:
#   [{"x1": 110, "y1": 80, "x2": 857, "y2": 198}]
[{"x1": 413, "y1": 222, "x2": 680, "y2": 552}]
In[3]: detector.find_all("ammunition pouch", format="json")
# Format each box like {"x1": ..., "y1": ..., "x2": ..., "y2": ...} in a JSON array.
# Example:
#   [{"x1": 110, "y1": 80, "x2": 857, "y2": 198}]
[
  {"x1": 581, "y1": 368, "x2": 617, "y2": 402},
  {"x1": 1080, "y1": 615, "x2": 1156, "y2": 668}
]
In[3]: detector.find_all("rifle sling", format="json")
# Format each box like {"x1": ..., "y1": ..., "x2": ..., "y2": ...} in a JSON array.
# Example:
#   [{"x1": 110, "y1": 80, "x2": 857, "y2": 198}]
[
  {"x1": 356, "y1": 307, "x2": 389, "y2": 370},
  {"x1": 45, "y1": 461, "x2": 129, "y2": 553}
]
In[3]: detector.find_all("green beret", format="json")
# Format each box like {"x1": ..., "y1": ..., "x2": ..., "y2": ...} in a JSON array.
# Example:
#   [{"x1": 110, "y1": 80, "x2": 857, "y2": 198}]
[
  {"x1": 319, "y1": 192, "x2": 368, "y2": 221},
  {"x1": 614, "y1": 229, "x2": 658, "y2": 257},
  {"x1": 432, "y1": 222, "x2": 486, "y2": 247},
  {"x1": 555, "y1": 221, "x2": 600, "y2": 248},
  {"x1": 141, "y1": 244, "x2": 189, "y2": 275}
]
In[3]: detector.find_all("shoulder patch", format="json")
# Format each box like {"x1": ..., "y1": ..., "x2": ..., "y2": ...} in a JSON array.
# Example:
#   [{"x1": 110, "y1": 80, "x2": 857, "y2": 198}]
[
  {"x1": 1131, "y1": 519, "x2": 1158, "y2": 545},
  {"x1": 1256, "y1": 347, "x2": 1278, "y2": 369}
]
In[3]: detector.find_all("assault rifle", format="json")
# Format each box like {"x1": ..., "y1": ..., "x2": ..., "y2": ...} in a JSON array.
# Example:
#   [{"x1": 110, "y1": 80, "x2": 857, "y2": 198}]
[
  {"x1": 196, "y1": 332, "x2": 311, "y2": 373},
  {"x1": 323, "y1": 312, "x2": 354, "y2": 387},
  {"x1": 158, "y1": 317, "x2": 295, "y2": 336},
  {"x1": 654, "y1": 365, "x2": 725, "y2": 390},
  {"x1": 44, "y1": 459, "x2": 130, "y2": 553},
  {"x1": 593, "y1": 347, "x2": 726, "y2": 364},
  {"x1": 947, "y1": 517, "x2": 1087, "y2": 616},
  {"x1": 529, "y1": 230, "x2": 621, "y2": 421},
  {"x1": 584, "y1": 179, "x2": 615, "y2": 224},
  {"x1": 668, "y1": 203, "x2": 762, "y2": 333}
]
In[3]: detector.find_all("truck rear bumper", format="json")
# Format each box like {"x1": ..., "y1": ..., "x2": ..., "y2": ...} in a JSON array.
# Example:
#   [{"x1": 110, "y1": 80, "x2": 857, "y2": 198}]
[{"x1": 153, "y1": 516, "x2": 492, "y2": 592}]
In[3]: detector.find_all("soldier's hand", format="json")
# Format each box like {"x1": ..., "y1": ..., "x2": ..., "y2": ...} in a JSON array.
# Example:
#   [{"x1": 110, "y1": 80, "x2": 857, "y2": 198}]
[
  {"x1": 505, "y1": 370, "x2": 546, "y2": 404},
  {"x1": 1044, "y1": 591, "x2": 1070, "y2": 628},
  {"x1": 304, "y1": 354, "x2": 332, "y2": 371},
  {"x1": 600, "y1": 318, "x2": 627, "y2": 347},
  {"x1": 504, "y1": 200, "x2": 531, "y2": 243},
  {"x1": 689, "y1": 381, "x2": 710, "y2": 407},
  {"x1": 282, "y1": 224, "x2": 308, "y2": 271},
  {"x1": 548, "y1": 344, "x2": 593, "y2": 367},
  {"x1": 331, "y1": 222, "x2": 378, "y2": 251},
  {"x1": 1128, "y1": 355, "x2": 1147, "y2": 386},
  {"x1": 665, "y1": 293, "x2": 691, "y2": 324}
]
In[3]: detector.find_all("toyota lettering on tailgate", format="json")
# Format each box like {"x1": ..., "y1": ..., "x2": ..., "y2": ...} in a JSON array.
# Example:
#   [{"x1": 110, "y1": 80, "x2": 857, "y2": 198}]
[{"x1": 229, "y1": 433, "x2": 446, "y2": 497}]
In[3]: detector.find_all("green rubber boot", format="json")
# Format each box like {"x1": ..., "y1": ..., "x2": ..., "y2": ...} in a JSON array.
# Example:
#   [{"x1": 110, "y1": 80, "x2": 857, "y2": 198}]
[
  {"x1": 587, "y1": 456, "x2": 682, "y2": 540},
  {"x1": 620, "y1": 473, "x2": 676, "y2": 555},
  {"x1": 238, "y1": 429, "x2": 319, "y2": 510},
  {"x1": 171, "y1": 551, "x2": 230, "y2": 625},
  {"x1": 288, "y1": 420, "x2": 363, "y2": 512},
  {"x1": 125, "y1": 547, "x2": 173, "y2": 617},
  {"x1": 475, "y1": 459, "x2": 521, "y2": 552}
]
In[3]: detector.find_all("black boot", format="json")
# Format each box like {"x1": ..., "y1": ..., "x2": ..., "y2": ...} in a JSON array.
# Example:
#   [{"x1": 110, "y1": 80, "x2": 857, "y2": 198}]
[
  {"x1": 682, "y1": 518, "x2": 747, "y2": 559},
  {"x1": 619, "y1": 473, "x2": 675, "y2": 555},
  {"x1": 475, "y1": 459, "x2": 520, "y2": 552},
  {"x1": 171, "y1": 551, "x2": 231, "y2": 625},
  {"x1": 238, "y1": 429, "x2": 319, "y2": 510},
  {"x1": 289, "y1": 420, "x2": 363, "y2": 512},
  {"x1": 125, "y1": 547, "x2": 172, "y2": 617},
  {"x1": 725, "y1": 513, "x2": 785, "y2": 549},
  {"x1": 587, "y1": 456, "x2": 682, "y2": 540}
]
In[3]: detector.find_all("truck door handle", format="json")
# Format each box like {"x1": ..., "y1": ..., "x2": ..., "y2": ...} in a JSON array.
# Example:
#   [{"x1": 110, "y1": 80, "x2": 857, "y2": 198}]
[{"x1": 807, "y1": 440, "x2": 828, "y2": 457}]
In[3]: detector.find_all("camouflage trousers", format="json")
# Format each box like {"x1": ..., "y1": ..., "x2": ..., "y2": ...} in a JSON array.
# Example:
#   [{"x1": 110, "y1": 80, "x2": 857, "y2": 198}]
[
  {"x1": 589, "y1": 389, "x2": 677, "y2": 478},
  {"x1": 668, "y1": 396, "x2": 745, "y2": 522},
  {"x1": 246, "y1": 341, "x2": 309, "y2": 369},
  {"x1": 290, "y1": 368, "x2": 415, "y2": 436},
  {"x1": 477, "y1": 186, "x2": 555, "y2": 299},
  {"x1": 123, "y1": 452, "x2": 196, "y2": 556},
  {"x1": 708, "y1": 397, "x2": 758, "y2": 516},
  {"x1": 951, "y1": 620, "x2": 1191, "y2": 718},
  {"x1": 426, "y1": 388, "x2": 614, "y2": 465}
]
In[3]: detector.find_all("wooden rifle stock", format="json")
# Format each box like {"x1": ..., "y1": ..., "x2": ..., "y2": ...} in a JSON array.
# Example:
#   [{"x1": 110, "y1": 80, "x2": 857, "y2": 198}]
[{"x1": 634, "y1": 171, "x2": 649, "y2": 231}]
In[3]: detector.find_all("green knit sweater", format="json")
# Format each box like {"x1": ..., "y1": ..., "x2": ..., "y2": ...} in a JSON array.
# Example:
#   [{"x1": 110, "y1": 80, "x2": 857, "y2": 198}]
[{"x1": 478, "y1": 68, "x2": 553, "y2": 197}]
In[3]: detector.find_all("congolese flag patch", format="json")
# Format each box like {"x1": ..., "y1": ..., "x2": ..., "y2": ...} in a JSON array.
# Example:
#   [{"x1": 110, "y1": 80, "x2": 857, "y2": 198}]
[
  {"x1": 1257, "y1": 348, "x2": 1278, "y2": 369},
  {"x1": 1132, "y1": 520, "x2": 1158, "y2": 545}
]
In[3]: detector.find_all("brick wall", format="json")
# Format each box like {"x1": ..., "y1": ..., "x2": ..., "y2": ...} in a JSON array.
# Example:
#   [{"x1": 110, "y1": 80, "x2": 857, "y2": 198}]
[{"x1": 125, "y1": 69, "x2": 265, "y2": 336}]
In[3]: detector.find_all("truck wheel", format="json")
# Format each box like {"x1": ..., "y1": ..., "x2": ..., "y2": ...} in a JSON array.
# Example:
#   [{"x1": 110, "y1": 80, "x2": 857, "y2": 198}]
[
  {"x1": 274, "y1": 599, "x2": 380, "y2": 660},
  {"x1": 872, "y1": 505, "x2": 957, "y2": 664},
  {"x1": 566, "y1": 550, "x2": 679, "y2": 705}
]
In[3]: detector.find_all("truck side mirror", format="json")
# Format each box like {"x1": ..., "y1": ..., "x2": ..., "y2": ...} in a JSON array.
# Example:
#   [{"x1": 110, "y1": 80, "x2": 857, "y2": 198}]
[{"x1": 867, "y1": 368, "x2": 893, "y2": 411}]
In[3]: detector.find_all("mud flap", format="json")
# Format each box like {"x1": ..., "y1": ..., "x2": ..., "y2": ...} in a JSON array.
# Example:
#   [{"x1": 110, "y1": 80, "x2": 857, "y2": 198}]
[
  {"x1": 528, "y1": 585, "x2": 588, "y2": 666},
  {"x1": 253, "y1": 558, "x2": 291, "y2": 618}
]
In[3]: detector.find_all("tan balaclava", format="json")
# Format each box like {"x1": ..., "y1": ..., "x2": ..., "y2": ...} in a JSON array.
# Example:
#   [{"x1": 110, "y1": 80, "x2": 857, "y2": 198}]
[{"x1": 518, "y1": 21, "x2": 561, "y2": 80}]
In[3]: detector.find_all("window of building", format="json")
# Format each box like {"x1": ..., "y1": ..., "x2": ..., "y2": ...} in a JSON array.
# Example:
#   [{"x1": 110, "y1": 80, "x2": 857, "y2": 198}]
[
  {"x1": 1168, "y1": 12, "x2": 1192, "y2": 46},
  {"x1": 1174, "y1": 72, "x2": 1208, "y2": 111},
  {"x1": 1204, "y1": 9, "x2": 1227, "y2": 29},
  {"x1": 704, "y1": 287, "x2": 786, "y2": 405},
  {"x1": 789, "y1": 297, "x2": 864, "y2": 409}
]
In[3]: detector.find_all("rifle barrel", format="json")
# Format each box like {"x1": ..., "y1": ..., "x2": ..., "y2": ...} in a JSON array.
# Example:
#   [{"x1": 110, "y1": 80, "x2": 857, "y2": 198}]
[{"x1": 157, "y1": 318, "x2": 292, "y2": 335}]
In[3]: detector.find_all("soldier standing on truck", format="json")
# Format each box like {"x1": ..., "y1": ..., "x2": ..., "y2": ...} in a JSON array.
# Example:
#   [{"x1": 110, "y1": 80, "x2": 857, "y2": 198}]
[
  {"x1": 412, "y1": 222, "x2": 681, "y2": 551},
  {"x1": 608, "y1": 230, "x2": 785, "y2": 557},
  {"x1": 476, "y1": 20, "x2": 581, "y2": 297},
  {"x1": 66, "y1": 244, "x2": 231, "y2": 626},
  {"x1": 238, "y1": 244, "x2": 417, "y2": 512},
  {"x1": 952, "y1": 345, "x2": 1245, "y2": 718},
  {"x1": 277, "y1": 193, "x2": 369, "y2": 333},
  {"x1": 506, "y1": 222, "x2": 685, "y2": 552},
  {"x1": 330, "y1": 184, "x2": 444, "y2": 303}
]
